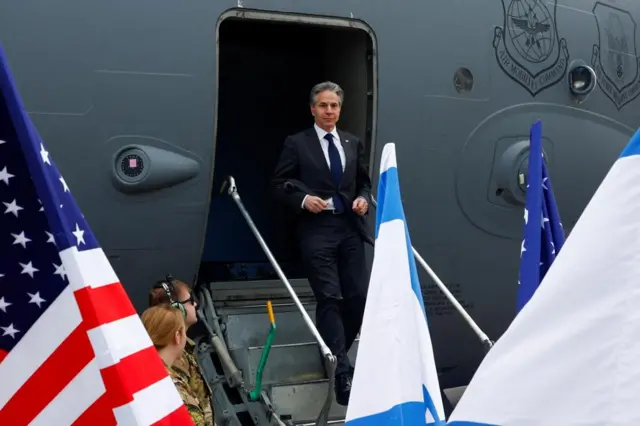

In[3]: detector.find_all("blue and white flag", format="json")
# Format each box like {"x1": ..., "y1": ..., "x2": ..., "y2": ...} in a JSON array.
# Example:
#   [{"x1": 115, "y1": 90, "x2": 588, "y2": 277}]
[
  {"x1": 448, "y1": 128, "x2": 640, "y2": 425},
  {"x1": 517, "y1": 120, "x2": 565, "y2": 312},
  {"x1": 345, "y1": 143, "x2": 445, "y2": 425}
]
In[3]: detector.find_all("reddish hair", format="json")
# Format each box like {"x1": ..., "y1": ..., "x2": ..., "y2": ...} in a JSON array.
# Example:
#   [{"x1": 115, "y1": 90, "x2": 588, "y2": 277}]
[
  {"x1": 148, "y1": 279, "x2": 190, "y2": 307},
  {"x1": 141, "y1": 305, "x2": 186, "y2": 349}
]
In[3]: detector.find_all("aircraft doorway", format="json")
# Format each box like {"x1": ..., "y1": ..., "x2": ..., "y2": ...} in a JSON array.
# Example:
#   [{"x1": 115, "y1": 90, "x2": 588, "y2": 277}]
[{"x1": 198, "y1": 11, "x2": 377, "y2": 290}]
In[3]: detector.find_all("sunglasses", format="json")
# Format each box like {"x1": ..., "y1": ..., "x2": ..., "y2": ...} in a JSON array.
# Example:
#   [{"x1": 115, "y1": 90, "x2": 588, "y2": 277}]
[{"x1": 178, "y1": 293, "x2": 195, "y2": 306}]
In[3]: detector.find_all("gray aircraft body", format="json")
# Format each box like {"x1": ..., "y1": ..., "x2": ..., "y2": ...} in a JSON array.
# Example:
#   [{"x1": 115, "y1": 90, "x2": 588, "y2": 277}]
[{"x1": 2, "y1": 0, "x2": 639, "y2": 424}]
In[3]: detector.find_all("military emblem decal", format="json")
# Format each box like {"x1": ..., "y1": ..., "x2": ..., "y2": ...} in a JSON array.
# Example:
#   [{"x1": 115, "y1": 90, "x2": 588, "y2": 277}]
[
  {"x1": 591, "y1": 2, "x2": 640, "y2": 110},
  {"x1": 493, "y1": 0, "x2": 570, "y2": 96}
]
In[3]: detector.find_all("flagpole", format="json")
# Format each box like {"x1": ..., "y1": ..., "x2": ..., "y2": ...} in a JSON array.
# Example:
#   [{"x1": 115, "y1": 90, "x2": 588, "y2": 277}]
[{"x1": 370, "y1": 196, "x2": 494, "y2": 351}]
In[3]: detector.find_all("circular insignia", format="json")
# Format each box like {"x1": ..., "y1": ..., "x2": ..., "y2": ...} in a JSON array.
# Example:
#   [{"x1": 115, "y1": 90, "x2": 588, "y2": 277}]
[{"x1": 507, "y1": 0, "x2": 555, "y2": 63}]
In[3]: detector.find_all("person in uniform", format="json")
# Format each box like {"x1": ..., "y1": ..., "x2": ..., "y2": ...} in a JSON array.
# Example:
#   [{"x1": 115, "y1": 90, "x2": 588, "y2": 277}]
[
  {"x1": 140, "y1": 304, "x2": 209, "y2": 425},
  {"x1": 148, "y1": 277, "x2": 215, "y2": 425}
]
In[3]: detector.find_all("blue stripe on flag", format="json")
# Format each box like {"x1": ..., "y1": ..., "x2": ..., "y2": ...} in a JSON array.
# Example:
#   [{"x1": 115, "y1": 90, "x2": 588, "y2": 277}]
[
  {"x1": 376, "y1": 167, "x2": 405, "y2": 227},
  {"x1": 619, "y1": 127, "x2": 640, "y2": 158},
  {"x1": 345, "y1": 400, "x2": 436, "y2": 425},
  {"x1": 376, "y1": 166, "x2": 427, "y2": 318},
  {"x1": 346, "y1": 386, "x2": 444, "y2": 425}
]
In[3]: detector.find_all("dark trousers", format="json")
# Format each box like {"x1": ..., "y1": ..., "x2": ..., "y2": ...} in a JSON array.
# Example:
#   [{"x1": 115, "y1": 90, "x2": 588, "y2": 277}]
[{"x1": 298, "y1": 212, "x2": 368, "y2": 377}]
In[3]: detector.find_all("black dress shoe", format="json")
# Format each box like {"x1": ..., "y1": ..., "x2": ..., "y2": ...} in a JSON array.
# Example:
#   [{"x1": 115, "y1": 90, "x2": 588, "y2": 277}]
[{"x1": 334, "y1": 372, "x2": 352, "y2": 406}]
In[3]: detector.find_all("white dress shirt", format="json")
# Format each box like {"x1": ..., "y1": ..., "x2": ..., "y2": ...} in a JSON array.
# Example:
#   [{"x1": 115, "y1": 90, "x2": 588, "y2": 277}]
[
  {"x1": 314, "y1": 123, "x2": 346, "y2": 173},
  {"x1": 301, "y1": 124, "x2": 346, "y2": 210}
]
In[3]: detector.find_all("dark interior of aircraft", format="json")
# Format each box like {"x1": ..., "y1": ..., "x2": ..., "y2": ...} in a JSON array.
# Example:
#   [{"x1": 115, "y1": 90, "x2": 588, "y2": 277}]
[{"x1": 197, "y1": 18, "x2": 375, "y2": 285}]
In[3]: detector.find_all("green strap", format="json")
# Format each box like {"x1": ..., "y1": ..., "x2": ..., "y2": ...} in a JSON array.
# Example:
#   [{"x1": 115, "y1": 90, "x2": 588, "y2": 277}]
[{"x1": 249, "y1": 301, "x2": 277, "y2": 401}]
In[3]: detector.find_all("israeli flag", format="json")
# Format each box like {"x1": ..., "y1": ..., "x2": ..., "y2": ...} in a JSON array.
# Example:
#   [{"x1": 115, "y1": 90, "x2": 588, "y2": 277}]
[
  {"x1": 345, "y1": 143, "x2": 445, "y2": 425},
  {"x1": 448, "y1": 128, "x2": 640, "y2": 425}
]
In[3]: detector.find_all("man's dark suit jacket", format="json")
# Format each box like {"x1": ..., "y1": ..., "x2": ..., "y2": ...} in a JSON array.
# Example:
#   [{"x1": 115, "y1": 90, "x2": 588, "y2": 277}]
[{"x1": 271, "y1": 127, "x2": 373, "y2": 241}]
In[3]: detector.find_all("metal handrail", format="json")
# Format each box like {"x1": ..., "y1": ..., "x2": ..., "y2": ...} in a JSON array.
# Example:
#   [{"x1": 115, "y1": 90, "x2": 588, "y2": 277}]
[
  {"x1": 222, "y1": 176, "x2": 337, "y2": 426},
  {"x1": 369, "y1": 196, "x2": 494, "y2": 351}
]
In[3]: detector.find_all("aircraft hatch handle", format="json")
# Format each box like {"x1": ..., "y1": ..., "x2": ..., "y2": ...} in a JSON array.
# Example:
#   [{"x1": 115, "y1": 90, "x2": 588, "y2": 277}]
[
  {"x1": 369, "y1": 196, "x2": 494, "y2": 352},
  {"x1": 224, "y1": 175, "x2": 335, "y2": 360},
  {"x1": 248, "y1": 301, "x2": 277, "y2": 402}
]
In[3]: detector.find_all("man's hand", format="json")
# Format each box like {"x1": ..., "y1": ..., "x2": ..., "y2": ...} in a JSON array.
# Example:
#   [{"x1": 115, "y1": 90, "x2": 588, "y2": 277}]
[
  {"x1": 352, "y1": 196, "x2": 368, "y2": 216},
  {"x1": 304, "y1": 196, "x2": 328, "y2": 213}
]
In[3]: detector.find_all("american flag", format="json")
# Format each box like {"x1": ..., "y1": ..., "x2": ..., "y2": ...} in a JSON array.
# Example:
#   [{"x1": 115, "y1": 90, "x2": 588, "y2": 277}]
[
  {"x1": 516, "y1": 120, "x2": 565, "y2": 313},
  {"x1": 0, "y1": 45, "x2": 194, "y2": 425}
]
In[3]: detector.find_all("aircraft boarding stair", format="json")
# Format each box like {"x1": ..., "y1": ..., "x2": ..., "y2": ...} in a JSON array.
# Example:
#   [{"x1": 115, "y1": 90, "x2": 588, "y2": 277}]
[
  {"x1": 193, "y1": 176, "x2": 493, "y2": 426},
  {"x1": 204, "y1": 279, "x2": 357, "y2": 425},
  {"x1": 193, "y1": 176, "x2": 347, "y2": 426}
]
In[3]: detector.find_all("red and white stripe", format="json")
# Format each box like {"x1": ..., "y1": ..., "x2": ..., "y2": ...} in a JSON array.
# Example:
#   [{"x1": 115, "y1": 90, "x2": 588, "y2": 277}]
[{"x1": 0, "y1": 247, "x2": 194, "y2": 425}]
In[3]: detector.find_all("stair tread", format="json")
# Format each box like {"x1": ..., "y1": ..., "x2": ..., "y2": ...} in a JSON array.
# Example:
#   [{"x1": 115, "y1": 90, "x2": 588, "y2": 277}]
[
  {"x1": 250, "y1": 337, "x2": 360, "y2": 350},
  {"x1": 208, "y1": 278, "x2": 315, "y2": 304},
  {"x1": 239, "y1": 339, "x2": 360, "y2": 387},
  {"x1": 294, "y1": 420, "x2": 345, "y2": 426},
  {"x1": 271, "y1": 380, "x2": 348, "y2": 422}
]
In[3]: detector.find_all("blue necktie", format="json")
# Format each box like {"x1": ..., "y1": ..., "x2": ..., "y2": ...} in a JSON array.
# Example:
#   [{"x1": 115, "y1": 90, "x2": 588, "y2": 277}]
[{"x1": 324, "y1": 133, "x2": 345, "y2": 213}]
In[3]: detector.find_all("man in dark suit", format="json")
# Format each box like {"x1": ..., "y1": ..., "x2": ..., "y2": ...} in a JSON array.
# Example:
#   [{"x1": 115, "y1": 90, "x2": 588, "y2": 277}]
[{"x1": 271, "y1": 81, "x2": 372, "y2": 406}]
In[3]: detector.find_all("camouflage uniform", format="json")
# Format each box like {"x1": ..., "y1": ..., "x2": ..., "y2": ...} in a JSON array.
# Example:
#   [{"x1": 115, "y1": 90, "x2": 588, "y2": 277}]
[
  {"x1": 172, "y1": 338, "x2": 215, "y2": 426},
  {"x1": 168, "y1": 365, "x2": 208, "y2": 425}
]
